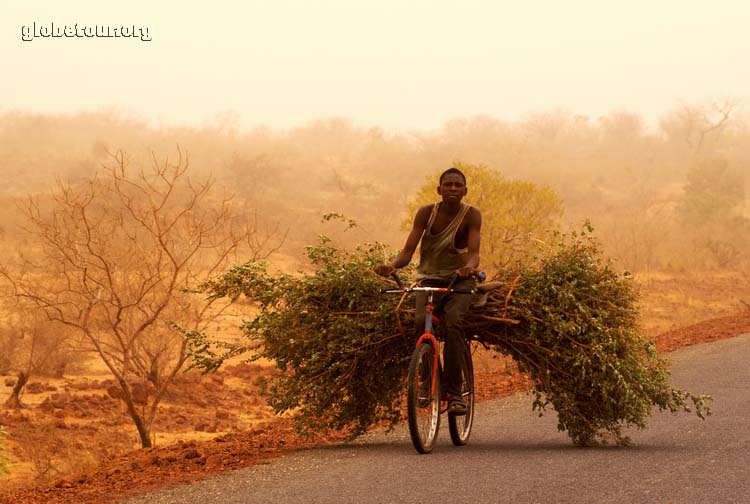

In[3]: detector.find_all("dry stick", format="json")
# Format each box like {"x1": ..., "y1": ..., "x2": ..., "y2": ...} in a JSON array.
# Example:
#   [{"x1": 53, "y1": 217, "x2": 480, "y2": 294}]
[
  {"x1": 563, "y1": 334, "x2": 593, "y2": 350},
  {"x1": 503, "y1": 275, "x2": 521, "y2": 316},
  {"x1": 330, "y1": 311, "x2": 383, "y2": 316},
  {"x1": 349, "y1": 332, "x2": 405, "y2": 352},
  {"x1": 341, "y1": 356, "x2": 359, "y2": 387},
  {"x1": 394, "y1": 292, "x2": 410, "y2": 336},
  {"x1": 305, "y1": 364, "x2": 335, "y2": 384},
  {"x1": 476, "y1": 315, "x2": 521, "y2": 324},
  {"x1": 501, "y1": 338, "x2": 575, "y2": 380}
]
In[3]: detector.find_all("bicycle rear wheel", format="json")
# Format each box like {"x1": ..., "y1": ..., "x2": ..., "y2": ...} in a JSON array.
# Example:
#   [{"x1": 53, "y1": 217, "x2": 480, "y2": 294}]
[
  {"x1": 407, "y1": 342, "x2": 441, "y2": 454},
  {"x1": 448, "y1": 340, "x2": 474, "y2": 446}
]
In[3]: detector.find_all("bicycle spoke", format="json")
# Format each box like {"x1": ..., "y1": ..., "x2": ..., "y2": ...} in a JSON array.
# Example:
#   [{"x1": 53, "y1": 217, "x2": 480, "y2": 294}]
[
  {"x1": 449, "y1": 341, "x2": 474, "y2": 446},
  {"x1": 407, "y1": 343, "x2": 440, "y2": 453}
]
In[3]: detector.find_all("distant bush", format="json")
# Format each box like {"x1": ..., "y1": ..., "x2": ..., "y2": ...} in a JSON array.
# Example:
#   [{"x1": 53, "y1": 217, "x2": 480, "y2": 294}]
[
  {"x1": 677, "y1": 156, "x2": 750, "y2": 268},
  {"x1": 405, "y1": 162, "x2": 563, "y2": 272}
]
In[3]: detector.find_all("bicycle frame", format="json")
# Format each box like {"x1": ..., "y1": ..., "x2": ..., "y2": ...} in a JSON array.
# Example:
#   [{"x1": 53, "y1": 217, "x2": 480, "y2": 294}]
[
  {"x1": 382, "y1": 273, "x2": 482, "y2": 453},
  {"x1": 382, "y1": 283, "x2": 474, "y2": 398},
  {"x1": 415, "y1": 291, "x2": 441, "y2": 397}
]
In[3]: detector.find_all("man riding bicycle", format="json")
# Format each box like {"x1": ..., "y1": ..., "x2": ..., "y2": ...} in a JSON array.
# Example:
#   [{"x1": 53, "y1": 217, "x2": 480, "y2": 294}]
[{"x1": 375, "y1": 167, "x2": 482, "y2": 415}]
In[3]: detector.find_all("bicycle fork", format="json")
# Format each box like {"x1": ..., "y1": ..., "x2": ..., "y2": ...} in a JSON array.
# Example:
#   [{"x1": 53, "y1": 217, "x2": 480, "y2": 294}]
[{"x1": 415, "y1": 293, "x2": 440, "y2": 397}]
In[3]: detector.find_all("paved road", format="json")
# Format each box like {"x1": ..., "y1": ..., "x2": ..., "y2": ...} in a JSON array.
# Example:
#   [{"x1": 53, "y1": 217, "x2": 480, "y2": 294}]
[{"x1": 126, "y1": 334, "x2": 750, "y2": 504}]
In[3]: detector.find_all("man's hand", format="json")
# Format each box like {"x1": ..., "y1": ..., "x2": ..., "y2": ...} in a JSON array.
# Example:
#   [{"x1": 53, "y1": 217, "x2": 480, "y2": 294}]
[
  {"x1": 374, "y1": 264, "x2": 397, "y2": 277},
  {"x1": 455, "y1": 266, "x2": 477, "y2": 278}
]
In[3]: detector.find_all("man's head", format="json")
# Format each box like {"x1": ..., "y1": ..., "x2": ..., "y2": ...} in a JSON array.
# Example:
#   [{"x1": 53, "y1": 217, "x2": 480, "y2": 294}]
[
  {"x1": 437, "y1": 167, "x2": 467, "y2": 203},
  {"x1": 439, "y1": 167, "x2": 466, "y2": 186}
]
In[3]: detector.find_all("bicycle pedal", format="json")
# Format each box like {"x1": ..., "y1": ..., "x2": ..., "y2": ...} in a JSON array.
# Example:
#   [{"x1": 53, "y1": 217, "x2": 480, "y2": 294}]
[{"x1": 448, "y1": 404, "x2": 468, "y2": 416}]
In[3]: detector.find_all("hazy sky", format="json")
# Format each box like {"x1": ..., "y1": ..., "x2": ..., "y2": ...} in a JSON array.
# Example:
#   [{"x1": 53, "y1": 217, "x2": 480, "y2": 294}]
[{"x1": 2, "y1": 0, "x2": 749, "y2": 131}]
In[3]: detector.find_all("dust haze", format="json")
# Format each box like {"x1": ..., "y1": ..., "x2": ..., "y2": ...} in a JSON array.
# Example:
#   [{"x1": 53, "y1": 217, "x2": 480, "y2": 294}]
[{"x1": 0, "y1": 105, "x2": 747, "y2": 273}]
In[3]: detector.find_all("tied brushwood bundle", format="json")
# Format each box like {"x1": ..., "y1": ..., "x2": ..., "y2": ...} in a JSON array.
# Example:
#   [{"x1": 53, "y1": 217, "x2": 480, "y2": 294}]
[{"x1": 188, "y1": 226, "x2": 710, "y2": 446}]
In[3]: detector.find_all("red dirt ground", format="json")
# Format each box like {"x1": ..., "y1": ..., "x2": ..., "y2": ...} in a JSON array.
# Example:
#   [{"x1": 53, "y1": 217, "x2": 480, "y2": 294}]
[{"x1": 2, "y1": 310, "x2": 748, "y2": 504}]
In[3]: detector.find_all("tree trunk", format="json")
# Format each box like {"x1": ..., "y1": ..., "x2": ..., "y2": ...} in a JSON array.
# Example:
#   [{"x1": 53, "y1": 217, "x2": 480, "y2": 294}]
[
  {"x1": 53, "y1": 361, "x2": 67, "y2": 379},
  {"x1": 133, "y1": 415, "x2": 152, "y2": 448},
  {"x1": 147, "y1": 358, "x2": 160, "y2": 389},
  {"x1": 5, "y1": 371, "x2": 29, "y2": 409},
  {"x1": 120, "y1": 384, "x2": 152, "y2": 448}
]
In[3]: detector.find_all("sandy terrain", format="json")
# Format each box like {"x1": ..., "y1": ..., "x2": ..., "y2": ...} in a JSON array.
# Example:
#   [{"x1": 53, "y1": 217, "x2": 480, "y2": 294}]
[{"x1": 1, "y1": 270, "x2": 749, "y2": 503}]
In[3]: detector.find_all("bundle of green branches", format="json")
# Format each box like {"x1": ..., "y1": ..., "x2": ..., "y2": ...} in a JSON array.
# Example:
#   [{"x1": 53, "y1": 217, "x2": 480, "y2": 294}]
[
  {"x1": 189, "y1": 227, "x2": 710, "y2": 446},
  {"x1": 190, "y1": 237, "x2": 415, "y2": 437},
  {"x1": 463, "y1": 225, "x2": 711, "y2": 445}
]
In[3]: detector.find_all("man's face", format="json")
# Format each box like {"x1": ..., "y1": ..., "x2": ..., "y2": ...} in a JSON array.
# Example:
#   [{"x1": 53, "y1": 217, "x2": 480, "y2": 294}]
[{"x1": 437, "y1": 173, "x2": 467, "y2": 203}]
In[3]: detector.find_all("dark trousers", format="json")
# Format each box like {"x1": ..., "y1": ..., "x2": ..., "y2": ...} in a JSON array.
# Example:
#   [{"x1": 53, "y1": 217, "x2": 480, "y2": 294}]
[{"x1": 414, "y1": 277, "x2": 474, "y2": 397}]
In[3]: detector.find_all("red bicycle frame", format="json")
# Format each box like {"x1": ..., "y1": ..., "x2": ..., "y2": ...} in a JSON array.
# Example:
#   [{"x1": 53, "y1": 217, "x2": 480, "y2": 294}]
[{"x1": 414, "y1": 290, "x2": 447, "y2": 396}]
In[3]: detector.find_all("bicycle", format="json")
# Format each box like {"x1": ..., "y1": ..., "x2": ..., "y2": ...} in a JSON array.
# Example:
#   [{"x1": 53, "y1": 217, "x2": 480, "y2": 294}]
[{"x1": 382, "y1": 272, "x2": 484, "y2": 454}]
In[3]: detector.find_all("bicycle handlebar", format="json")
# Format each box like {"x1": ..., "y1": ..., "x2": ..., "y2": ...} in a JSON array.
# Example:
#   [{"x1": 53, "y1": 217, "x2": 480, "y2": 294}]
[
  {"x1": 380, "y1": 271, "x2": 486, "y2": 295},
  {"x1": 381, "y1": 285, "x2": 476, "y2": 294}
]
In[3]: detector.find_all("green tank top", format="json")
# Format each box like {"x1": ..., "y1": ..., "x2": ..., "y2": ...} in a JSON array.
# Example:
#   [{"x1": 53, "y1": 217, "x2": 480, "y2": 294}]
[{"x1": 416, "y1": 203, "x2": 471, "y2": 282}]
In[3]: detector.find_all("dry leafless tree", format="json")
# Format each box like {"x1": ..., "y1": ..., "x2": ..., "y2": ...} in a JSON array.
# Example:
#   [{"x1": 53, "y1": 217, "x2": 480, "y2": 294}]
[
  {"x1": 1, "y1": 148, "x2": 284, "y2": 447},
  {"x1": 0, "y1": 294, "x2": 77, "y2": 408}
]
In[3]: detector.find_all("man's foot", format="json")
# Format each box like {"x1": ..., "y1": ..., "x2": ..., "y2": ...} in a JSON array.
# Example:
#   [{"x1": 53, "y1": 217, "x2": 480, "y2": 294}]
[{"x1": 447, "y1": 394, "x2": 467, "y2": 416}]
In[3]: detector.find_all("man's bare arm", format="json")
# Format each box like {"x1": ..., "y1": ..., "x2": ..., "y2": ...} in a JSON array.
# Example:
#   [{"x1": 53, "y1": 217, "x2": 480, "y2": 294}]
[
  {"x1": 456, "y1": 207, "x2": 482, "y2": 277},
  {"x1": 374, "y1": 205, "x2": 431, "y2": 276}
]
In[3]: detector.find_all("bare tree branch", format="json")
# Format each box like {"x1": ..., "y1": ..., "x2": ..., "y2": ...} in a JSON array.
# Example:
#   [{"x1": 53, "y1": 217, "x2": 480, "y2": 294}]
[{"x1": 0, "y1": 148, "x2": 286, "y2": 448}]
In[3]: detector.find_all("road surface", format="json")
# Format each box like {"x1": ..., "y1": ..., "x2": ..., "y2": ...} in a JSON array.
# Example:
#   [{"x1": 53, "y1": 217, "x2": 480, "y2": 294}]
[{"x1": 126, "y1": 333, "x2": 750, "y2": 503}]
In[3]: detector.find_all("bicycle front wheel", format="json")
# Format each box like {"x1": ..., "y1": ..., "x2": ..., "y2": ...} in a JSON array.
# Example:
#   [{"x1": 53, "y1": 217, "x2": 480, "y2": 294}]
[
  {"x1": 407, "y1": 342, "x2": 441, "y2": 454},
  {"x1": 448, "y1": 340, "x2": 474, "y2": 446}
]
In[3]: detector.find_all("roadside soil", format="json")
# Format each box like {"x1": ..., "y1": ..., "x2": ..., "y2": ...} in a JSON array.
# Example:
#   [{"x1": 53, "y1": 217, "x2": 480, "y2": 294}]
[{"x1": 1, "y1": 272, "x2": 749, "y2": 504}]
